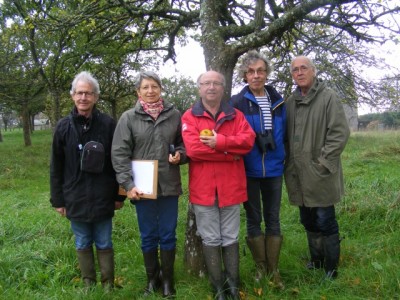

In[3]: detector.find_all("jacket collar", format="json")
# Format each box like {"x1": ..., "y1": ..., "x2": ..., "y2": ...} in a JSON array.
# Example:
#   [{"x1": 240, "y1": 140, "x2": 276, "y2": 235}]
[
  {"x1": 71, "y1": 106, "x2": 99, "y2": 124},
  {"x1": 294, "y1": 78, "x2": 326, "y2": 104},
  {"x1": 191, "y1": 99, "x2": 235, "y2": 117},
  {"x1": 191, "y1": 99, "x2": 236, "y2": 132},
  {"x1": 240, "y1": 85, "x2": 284, "y2": 110}
]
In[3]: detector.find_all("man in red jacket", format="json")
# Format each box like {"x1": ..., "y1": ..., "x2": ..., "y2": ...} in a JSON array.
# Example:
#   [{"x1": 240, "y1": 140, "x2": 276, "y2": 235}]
[{"x1": 182, "y1": 70, "x2": 255, "y2": 300}]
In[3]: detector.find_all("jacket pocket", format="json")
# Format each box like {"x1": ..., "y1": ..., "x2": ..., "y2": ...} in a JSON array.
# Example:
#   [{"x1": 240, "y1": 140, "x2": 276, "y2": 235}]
[{"x1": 303, "y1": 160, "x2": 336, "y2": 203}]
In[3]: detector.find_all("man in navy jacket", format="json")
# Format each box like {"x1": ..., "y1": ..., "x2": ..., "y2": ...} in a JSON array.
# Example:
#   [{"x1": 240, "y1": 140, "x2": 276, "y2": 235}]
[{"x1": 231, "y1": 51, "x2": 286, "y2": 289}]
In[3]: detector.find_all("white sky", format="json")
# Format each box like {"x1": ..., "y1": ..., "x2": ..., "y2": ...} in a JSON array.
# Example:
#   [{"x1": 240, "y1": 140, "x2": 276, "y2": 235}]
[{"x1": 160, "y1": 39, "x2": 206, "y2": 81}]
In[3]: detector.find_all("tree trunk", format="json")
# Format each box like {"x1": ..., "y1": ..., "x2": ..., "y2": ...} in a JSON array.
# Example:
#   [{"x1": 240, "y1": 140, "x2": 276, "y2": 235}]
[
  {"x1": 0, "y1": 129, "x2": 3, "y2": 142},
  {"x1": 22, "y1": 105, "x2": 32, "y2": 146},
  {"x1": 30, "y1": 114, "x2": 35, "y2": 132},
  {"x1": 51, "y1": 89, "x2": 62, "y2": 123},
  {"x1": 183, "y1": 203, "x2": 206, "y2": 277}
]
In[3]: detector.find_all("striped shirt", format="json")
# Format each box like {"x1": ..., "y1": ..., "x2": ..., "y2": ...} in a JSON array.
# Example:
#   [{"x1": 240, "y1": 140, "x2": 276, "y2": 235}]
[{"x1": 256, "y1": 94, "x2": 272, "y2": 130}]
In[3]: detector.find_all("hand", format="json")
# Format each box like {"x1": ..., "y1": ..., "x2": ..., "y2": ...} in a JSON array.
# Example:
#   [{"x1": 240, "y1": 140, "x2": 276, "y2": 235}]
[
  {"x1": 169, "y1": 151, "x2": 181, "y2": 165},
  {"x1": 115, "y1": 201, "x2": 124, "y2": 210},
  {"x1": 200, "y1": 130, "x2": 217, "y2": 149},
  {"x1": 127, "y1": 187, "x2": 143, "y2": 200},
  {"x1": 55, "y1": 207, "x2": 66, "y2": 217}
]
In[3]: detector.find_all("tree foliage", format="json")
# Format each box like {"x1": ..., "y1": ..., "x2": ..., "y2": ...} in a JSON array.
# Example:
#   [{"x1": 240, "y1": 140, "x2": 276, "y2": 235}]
[
  {"x1": 359, "y1": 111, "x2": 400, "y2": 129},
  {"x1": 98, "y1": 0, "x2": 400, "y2": 101},
  {"x1": 0, "y1": 11, "x2": 46, "y2": 145},
  {"x1": 162, "y1": 75, "x2": 198, "y2": 113}
]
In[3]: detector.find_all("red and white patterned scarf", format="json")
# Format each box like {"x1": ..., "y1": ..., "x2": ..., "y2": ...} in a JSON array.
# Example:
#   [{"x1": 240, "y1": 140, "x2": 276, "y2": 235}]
[{"x1": 140, "y1": 97, "x2": 164, "y2": 120}]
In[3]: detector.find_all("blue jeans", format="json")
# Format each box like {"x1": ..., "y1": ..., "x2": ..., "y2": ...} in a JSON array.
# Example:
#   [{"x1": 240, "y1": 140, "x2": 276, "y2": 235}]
[
  {"x1": 70, "y1": 218, "x2": 113, "y2": 250},
  {"x1": 299, "y1": 205, "x2": 339, "y2": 236},
  {"x1": 244, "y1": 176, "x2": 283, "y2": 237},
  {"x1": 134, "y1": 196, "x2": 178, "y2": 252}
]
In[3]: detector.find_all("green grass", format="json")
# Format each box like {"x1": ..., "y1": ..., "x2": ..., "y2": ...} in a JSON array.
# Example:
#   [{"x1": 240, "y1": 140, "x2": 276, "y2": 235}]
[{"x1": 0, "y1": 129, "x2": 399, "y2": 299}]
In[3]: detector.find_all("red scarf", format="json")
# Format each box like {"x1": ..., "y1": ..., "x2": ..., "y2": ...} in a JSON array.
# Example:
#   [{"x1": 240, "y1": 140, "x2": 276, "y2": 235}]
[{"x1": 140, "y1": 98, "x2": 164, "y2": 120}]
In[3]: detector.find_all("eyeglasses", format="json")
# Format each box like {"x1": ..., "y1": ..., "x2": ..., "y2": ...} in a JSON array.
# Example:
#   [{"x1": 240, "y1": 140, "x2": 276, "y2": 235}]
[
  {"x1": 245, "y1": 69, "x2": 267, "y2": 76},
  {"x1": 75, "y1": 91, "x2": 95, "y2": 97},
  {"x1": 199, "y1": 81, "x2": 224, "y2": 87},
  {"x1": 291, "y1": 65, "x2": 310, "y2": 74}
]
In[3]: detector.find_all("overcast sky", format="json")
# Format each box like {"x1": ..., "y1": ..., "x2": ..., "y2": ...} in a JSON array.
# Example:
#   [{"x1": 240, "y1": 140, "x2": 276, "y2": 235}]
[{"x1": 160, "y1": 37, "x2": 399, "y2": 115}]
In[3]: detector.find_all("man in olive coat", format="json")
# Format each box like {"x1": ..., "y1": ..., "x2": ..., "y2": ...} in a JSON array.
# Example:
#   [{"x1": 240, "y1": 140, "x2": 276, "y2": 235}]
[{"x1": 284, "y1": 56, "x2": 350, "y2": 279}]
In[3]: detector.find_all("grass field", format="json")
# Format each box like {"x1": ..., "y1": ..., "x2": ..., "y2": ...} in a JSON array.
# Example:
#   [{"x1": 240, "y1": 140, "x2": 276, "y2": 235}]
[{"x1": 0, "y1": 129, "x2": 399, "y2": 299}]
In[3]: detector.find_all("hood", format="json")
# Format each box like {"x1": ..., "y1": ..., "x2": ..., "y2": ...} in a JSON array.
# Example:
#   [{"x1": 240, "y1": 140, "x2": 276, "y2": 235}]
[{"x1": 294, "y1": 78, "x2": 326, "y2": 105}]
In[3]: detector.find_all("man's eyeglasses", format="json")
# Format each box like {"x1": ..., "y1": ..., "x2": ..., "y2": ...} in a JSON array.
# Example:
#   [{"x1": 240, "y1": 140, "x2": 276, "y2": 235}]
[
  {"x1": 245, "y1": 69, "x2": 267, "y2": 76},
  {"x1": 291, "y1": 65, "x2": 310, "y2": 74},
  {"x1": 199, "y1": 81, "x2": 224, "y2": 87},
  {"x1": 75, "y1": 91, "x2": 95, "y2": 97}
]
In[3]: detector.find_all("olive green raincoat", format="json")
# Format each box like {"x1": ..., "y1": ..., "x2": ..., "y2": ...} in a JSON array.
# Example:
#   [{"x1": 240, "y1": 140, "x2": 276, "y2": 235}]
[{"x1": 284, "y1": 78, "x2": 350, "y2": 207}]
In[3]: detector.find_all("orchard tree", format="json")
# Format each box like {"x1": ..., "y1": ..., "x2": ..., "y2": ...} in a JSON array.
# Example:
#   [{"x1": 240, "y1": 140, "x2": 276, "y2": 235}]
[
  {"x1": 1, "y1": 1, "x2": 156, "y2": 124},
  {"x1": 162, "y1": 75, "x2": 198, "y2": 113},
  {"x1": 0, "y1": 17, "x2": 45, "y2": 146},
  {"x1": 2, "y1": 0, "x2": 84, "y2": 123},
  {"x1": 378, "y1": 75, "x2": 400, "y2": 111},
  {"x1": 94, "y1": 0, "x2": 400, "y2": 100},
  {"x1": 88, "y1": 59, "x2": 137, "y2": 120}
]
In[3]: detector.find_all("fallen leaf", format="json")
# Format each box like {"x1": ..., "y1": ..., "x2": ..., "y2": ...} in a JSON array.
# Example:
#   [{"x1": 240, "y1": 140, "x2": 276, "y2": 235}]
[
  {"x1": 352, "y1": 277, "x2": 361, "y2": 285},
  {"x1": 291, "y1": 287, "x2": 300, "y2": 295},
  {"x1": 253, "y1": 287, "x2": 263, "y2": 296}
]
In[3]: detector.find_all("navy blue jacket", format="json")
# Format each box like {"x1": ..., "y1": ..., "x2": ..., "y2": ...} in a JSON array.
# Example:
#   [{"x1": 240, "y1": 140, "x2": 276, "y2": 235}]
[{"x1": 230, "y1": 85, "x2": 286, "y2": 178}]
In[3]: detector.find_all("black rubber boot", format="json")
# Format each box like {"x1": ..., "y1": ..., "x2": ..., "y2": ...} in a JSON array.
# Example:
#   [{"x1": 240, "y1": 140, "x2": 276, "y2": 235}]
[
  {"x1": 222, "y1": 243, "x2": 240, "y2": 300},
  {"x1": 143, "y1": 250, "x2": 161, "y2": 296},
  {"x1": 160, "y1": 249, "x2": 176, "y2": 298},
  {"x1": 323, "y1": 233, "x2": 340, "y2": 279},
  {"x1": 76, "y1": 247, "x2": 96, "y2": 287},
  {"x1": 97, "y1": 248, "x2": 115, "y2": 290},
  {"x1": 245, "y1": 235, "x2": 267, "y2": 282},
  {"x1": 203, "y1": 245, "x2": 226, "y2": 300},
  {"x1": 306, "y1": 231, "x2": 324, "y2": 269}
]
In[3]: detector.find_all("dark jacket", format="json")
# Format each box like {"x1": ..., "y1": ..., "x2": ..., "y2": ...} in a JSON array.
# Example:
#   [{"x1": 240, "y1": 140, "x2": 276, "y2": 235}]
[
  {"x1": 284, "y1": 78, "x2": 350, "y2": 207},
  {"x1": 50, "y1": 107, "x2": 122, "y2": 222},
  {"x1": 111, "y1": 100, "x2": 187, "y2": 196},
  {"x1": 230, "y1": 85, "x2": 286, "y2": 178}
]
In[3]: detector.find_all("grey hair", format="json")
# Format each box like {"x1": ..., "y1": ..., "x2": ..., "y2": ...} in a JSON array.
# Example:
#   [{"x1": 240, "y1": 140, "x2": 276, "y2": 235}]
[
  {"x1": 291, "y1": 56, "x2": 318, "y2": 75},
  {"x1": 196, "y1": 71, "x2": 226, "y2": 88},
  {"x1": 238, "y1": 50, "x2": 273, "y2": 83},
  {"x1": 70, "y1": 71, "x2": 100, "y2": 95},
  {"x1": 134, "y1": 71, "x2": 162, "y2": 90}
]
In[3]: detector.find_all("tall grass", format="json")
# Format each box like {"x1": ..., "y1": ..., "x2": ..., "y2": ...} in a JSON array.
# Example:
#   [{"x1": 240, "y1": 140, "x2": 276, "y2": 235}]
[{"x1": 0, "y1": 129, "x2": 399, "y2": 299}]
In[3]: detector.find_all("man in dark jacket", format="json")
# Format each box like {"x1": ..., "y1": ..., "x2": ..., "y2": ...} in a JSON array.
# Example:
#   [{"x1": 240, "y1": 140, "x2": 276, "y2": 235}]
[
  {"x1": 50, "y1": 71, "x2": 124, "y2": 289},
  {"x1": 285, "y1": 56, "x2": 350, "y2": 279},
  {"x1": 230, "y1": 51, "x2": 286, "y2": 289}
]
